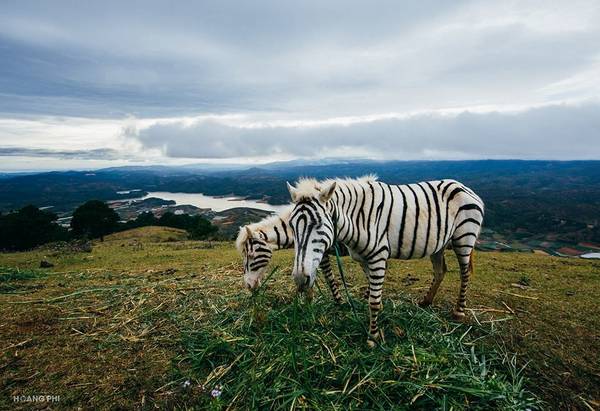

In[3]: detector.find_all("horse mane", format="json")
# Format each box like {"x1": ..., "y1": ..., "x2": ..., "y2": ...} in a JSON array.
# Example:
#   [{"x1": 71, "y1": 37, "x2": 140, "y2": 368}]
[{"x1": 292, "y1": 174, "x2": 378, "y2": 200}]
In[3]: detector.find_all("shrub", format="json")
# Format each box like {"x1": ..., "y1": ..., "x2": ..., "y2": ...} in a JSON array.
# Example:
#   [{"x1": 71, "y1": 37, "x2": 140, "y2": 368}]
[{"x1": 0, "y1": 205, "x2": 68, "y2": 250}]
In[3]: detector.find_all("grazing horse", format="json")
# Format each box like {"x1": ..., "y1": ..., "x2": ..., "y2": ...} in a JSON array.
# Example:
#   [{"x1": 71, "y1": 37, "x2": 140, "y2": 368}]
[
  {"x1": 236, "y1": 209, "x2": 342, "y2": 303},
  {"x1": 286, "y1": 176, "x2": 484, "y2": 346}
]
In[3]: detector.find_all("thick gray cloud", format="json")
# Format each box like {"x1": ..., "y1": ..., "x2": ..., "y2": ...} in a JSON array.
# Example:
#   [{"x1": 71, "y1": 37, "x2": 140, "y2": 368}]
[
  {"x1": 1, "y1": 1, "x2": 599, "y2": 168},
  {"x1": 134, "y1": 102, "x2": 600, "y2": 160},
  {"x1": 1, "y1": 1, "x2": 599, "y2": 118}
]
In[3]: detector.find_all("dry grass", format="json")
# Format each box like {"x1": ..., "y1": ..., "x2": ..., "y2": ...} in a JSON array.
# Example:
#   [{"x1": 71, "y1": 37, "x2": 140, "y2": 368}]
[{"x1": 0, "y1": 226, "x2": 598, "y2": 409}]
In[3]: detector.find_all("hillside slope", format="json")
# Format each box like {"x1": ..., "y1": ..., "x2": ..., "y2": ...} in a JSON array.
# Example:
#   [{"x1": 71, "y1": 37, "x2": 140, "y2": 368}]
[{"x1": 0, "y1": 227, "x2": 598, "y2": 409}]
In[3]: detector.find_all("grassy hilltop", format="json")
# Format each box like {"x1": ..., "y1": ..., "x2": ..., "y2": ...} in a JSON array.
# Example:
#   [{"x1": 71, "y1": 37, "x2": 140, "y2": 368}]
[{"x1": 0, "y1": 227, "x2": 599, "y2": 410}]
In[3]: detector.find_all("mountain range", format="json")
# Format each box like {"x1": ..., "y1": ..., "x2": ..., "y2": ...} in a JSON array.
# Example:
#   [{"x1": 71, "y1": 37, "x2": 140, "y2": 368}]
[{"x1": 1, "y1": 159, "x2": 599, "y2": 244}]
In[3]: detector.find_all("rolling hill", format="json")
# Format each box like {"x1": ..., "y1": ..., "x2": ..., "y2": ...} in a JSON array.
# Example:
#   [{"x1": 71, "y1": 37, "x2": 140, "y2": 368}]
[{"x1": 0, "y1": 227, "x2": 598, "y2": 409}]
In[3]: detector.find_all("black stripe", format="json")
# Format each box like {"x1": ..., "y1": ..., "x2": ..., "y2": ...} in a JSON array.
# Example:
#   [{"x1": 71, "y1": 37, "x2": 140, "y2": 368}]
[
  {"x1": 458, "y1": 204, "x2": 484, "y2": 215},
  {"x1": 250, "y1": 261, "x2": 269, "y2": 270},
  {"x1": 365, "y1": 244, "x2": 389, "y2": 261},
  {"x1": 281, "y1": 219, "x2": 289, "y2": 247},
  {"x1": 251, "y1": 256, "x2": 271, "y2": 265},
  {"x1": 396, "y1": 185, "x2": 408, "y2": 258},
  {"x1": 426, "y1": 182, "x2": 442, "y2": 253},
  {"x1": 355, "y1": 185, "x2": 367, "y2": 248},
  {"x1": 347, "y1": 185, "x2": 361, "y2": 244},
  {"x1": 273, "y1": 226, "x2": 281, "y2": 248},
  {"x1": 338, "y1": 186, "x2": 350, "y2": 241},
  {"x1": 455, "y1": 218, "x2": 481, "y2": 230},
  {"x1": 372, "y1": 183, "x2": 385, "y2": 246},
  {"x1": 312, "y1": 238, "x2": 328, "y2": 245},
  {"x1": 417, "y1": 183, "x2": 431, "y2": 258},
  {"x1": 358, "y1": 183, "x2": 376, "y2": 255},
  {"x1": 454, "y1": 232, "x2": 476, "y2": 241},
  {"x1": 442, "y1": 185, "x2": 454, "y2": 245},
  {"x1": 447, "y1": 186, "x2": 464, "y2": 202},
  {"x1": 406, "y1": 184, "x2": 420, "y2": 259},
  {"x1": 441, "y1": 181, "x2": 457, "y2": 199},
  {"x1": 380, "y1": 183, "x2": 394, "y2": 245}
]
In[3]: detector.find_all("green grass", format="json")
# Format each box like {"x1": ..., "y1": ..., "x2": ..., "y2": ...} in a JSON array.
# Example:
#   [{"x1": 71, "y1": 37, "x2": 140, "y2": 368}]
[
  {"x1": 174, "y1": 289, "x2": 539, "y2": 410},
  {"x1": 0, "y1": 266, "x2": 45, "y2": 293},
  {"x1": 0, "y1": 266, "x2": 44, "y2": 283},
  {"x1": 0, "y1": 226, "x2": 598, "y2": 410}
]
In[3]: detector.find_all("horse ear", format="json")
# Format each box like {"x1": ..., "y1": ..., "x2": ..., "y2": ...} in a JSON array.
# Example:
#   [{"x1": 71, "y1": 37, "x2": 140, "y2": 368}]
[
  {"x1": 245, "y1": 226, "x2": 254, "y2": 239},
  {"x1": 286, "y1": 181, "x2": 298, "y2": 202},
  {"x1": 319, "y1": 181, "x2": 337, "y2": 203}
]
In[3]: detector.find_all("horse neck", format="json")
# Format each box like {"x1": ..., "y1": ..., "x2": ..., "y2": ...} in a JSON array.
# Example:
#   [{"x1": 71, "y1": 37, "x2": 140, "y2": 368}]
[
  {"x1": 260, "y1": 218, "x2": 293, "y2": 249},
  {"x1": 328, "y1": 183, "x2": 359, "y2": 244}
]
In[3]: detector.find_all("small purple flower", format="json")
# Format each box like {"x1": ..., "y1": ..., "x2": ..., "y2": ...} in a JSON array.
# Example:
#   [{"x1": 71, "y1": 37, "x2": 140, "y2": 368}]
[{"x1": 211, "y1": 385, "x2": 223, "y2": 398}]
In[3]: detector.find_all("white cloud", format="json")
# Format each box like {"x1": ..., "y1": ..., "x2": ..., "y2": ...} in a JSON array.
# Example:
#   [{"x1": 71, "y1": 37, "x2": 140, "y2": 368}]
[{"x1": 132, "y1": 101, "x2": 600, "y2": 160}]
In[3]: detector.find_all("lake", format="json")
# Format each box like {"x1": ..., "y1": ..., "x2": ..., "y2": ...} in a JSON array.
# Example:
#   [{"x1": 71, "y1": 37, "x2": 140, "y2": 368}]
[{"x1": 140, "y1": 192, "x2": 290, "y2": 213}]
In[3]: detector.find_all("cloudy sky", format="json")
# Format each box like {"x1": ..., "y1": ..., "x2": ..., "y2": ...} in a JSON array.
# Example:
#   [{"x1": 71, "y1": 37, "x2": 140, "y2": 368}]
[{"x1": 1, "y1": 1, "x2": 599, "y2": 170}]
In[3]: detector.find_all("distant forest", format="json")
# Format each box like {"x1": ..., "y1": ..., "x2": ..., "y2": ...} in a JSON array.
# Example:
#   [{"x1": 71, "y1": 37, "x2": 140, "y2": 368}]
[
  {"x1": 0, "y1": 201, "x2": 218, "y2": 251},
  {"x1": 1, "y1": 160, "x2": 599, "y2": 243}
]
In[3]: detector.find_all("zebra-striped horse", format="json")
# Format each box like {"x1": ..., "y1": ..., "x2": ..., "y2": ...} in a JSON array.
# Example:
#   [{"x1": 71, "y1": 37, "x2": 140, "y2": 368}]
[
  {"x1": 236, "y1": 209, "x2": 343, "y2": 304},
  {"x1": 286, "y1": 176, "x2": 484, "y2": 346}
]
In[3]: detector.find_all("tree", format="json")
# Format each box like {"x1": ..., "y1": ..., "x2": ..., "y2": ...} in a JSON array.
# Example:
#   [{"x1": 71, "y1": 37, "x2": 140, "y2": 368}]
[
  {"x1": 189, "y1": 216, "x2": 218, "y2": 240},
  {"x1": 0, "y1": 205, "x2": 68, "y2": 250},
  {"x1": 71, "y1": 200, "x2": 120, "y2": 241},
  {"x1": 121, "y1": 211, "x2": 158, "y2": 231},
  {"x1": 133, "y1": 211, "x2": 157, "y2": 227},
  {"x1": 155, "y1": 212, "x2": 218, "y2": 239}
]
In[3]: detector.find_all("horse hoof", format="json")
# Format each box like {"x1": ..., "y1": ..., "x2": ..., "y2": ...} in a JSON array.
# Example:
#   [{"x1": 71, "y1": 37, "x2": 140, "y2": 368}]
[
  {"x1": 418, "y1": 299, "x2": 432, "y2": 307},
  {"x1": 367, "y1": 329, "x2": 384, "y2": 347}
]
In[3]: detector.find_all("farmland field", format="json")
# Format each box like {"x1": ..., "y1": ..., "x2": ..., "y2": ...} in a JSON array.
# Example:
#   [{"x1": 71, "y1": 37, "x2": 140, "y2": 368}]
[{"x1": 0, "y1": 227, "x2": 599, "y2": 410}]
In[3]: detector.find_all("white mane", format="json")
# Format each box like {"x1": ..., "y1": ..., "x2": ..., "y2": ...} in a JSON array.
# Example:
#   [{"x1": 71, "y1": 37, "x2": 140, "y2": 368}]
[{"x1": 292, "y1": 174, "x2": 378, "y2": 200}]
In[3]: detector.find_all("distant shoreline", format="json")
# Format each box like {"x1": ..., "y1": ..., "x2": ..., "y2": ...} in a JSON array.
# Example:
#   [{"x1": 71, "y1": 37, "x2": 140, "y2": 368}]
[{"x1": 132, "y1": 191, "x2": 288, "y2": 213}]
